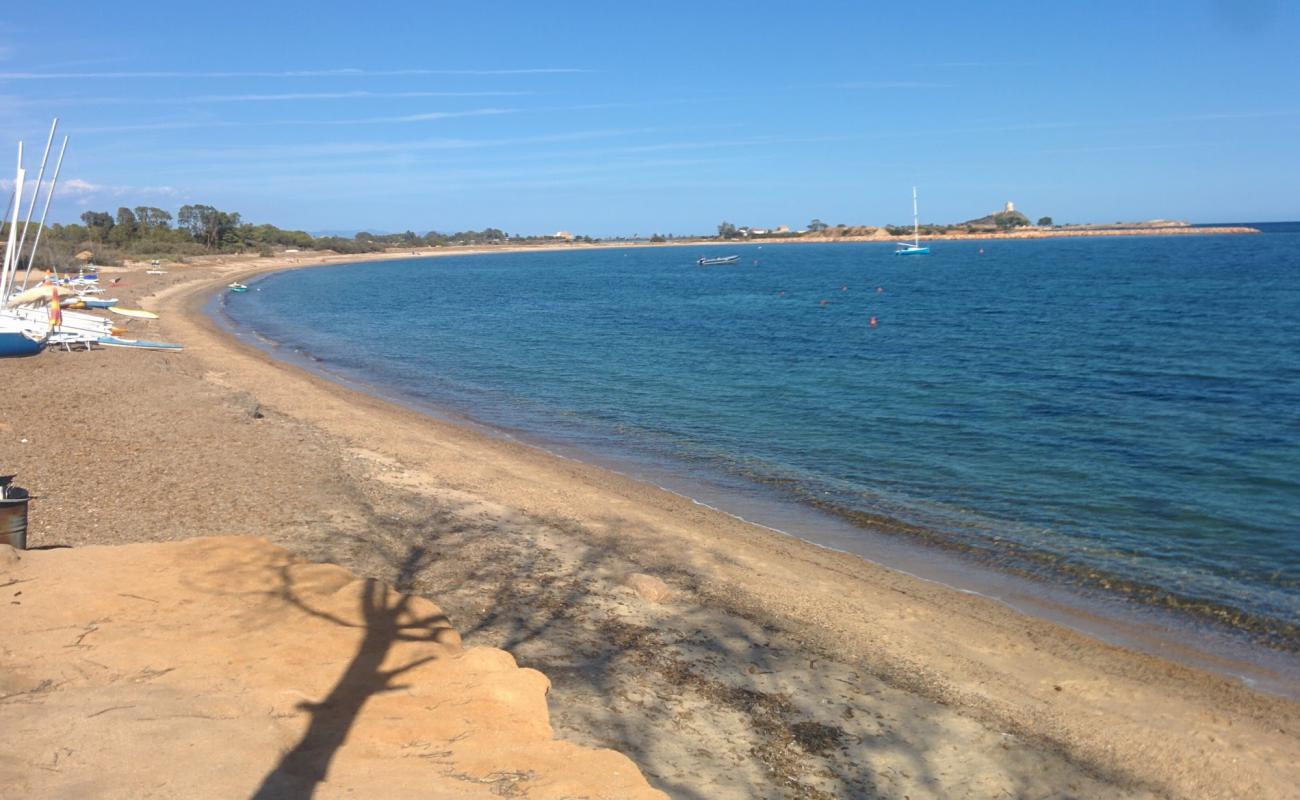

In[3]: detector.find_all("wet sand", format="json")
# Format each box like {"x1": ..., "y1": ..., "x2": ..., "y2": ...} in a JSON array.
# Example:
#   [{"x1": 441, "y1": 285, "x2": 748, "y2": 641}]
[{"x1": 3, "y1": 248, "x2": 1297, "y2": 798}]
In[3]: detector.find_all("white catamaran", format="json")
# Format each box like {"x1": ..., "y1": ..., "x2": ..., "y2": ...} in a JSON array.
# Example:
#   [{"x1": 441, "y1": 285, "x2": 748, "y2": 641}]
[
  {"x1": 894, "y1": 186, "x2": 930, "y2": 256},
  {"x1": 2, "y1": 120, "x2": 182, "y2": 355}
]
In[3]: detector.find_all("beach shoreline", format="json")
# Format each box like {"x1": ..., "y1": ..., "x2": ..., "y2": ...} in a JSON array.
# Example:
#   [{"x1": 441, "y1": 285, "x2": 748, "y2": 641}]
[
  {"x1": 215, "y1": 259, "x2": 1300, "y2": 699},
  {"x1": 6, "y1": 246, "x2": 1298, "y2": 797}
]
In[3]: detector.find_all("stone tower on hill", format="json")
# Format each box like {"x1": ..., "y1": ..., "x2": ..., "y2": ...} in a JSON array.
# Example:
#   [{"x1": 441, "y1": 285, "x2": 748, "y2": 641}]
[{"x1": 1004, "y1": 201, "x2": 1016, "y2": 213}]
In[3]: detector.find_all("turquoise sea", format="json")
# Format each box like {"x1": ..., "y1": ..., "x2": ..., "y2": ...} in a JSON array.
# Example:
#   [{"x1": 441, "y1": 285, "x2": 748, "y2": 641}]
[{"x1": 223, "y1": 225, "x2": 1300, "y2": 688}]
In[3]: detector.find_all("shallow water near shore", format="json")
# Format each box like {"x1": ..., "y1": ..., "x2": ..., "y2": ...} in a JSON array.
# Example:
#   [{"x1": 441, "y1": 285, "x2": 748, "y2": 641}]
[{"x1": 221, "y1": 230, "x2": 1300, "y2": 692}]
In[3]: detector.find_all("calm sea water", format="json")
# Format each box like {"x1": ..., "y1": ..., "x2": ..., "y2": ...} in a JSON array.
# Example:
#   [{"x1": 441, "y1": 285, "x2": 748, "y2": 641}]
[{"x1": 225, "y1": 227, "x2": 1300, "y2": 660}]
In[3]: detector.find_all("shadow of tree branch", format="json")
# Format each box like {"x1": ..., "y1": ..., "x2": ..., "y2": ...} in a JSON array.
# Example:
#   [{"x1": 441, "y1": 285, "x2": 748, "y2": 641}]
[{"x1": 250, "y1": 544, "x2": 449, "y2": 800}]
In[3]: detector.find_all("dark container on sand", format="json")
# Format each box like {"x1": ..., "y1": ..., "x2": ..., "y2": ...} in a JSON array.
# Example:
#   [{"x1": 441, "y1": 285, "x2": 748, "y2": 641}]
[{"x1": 0, "y1": 476, "x2": 28, "y2": 550}]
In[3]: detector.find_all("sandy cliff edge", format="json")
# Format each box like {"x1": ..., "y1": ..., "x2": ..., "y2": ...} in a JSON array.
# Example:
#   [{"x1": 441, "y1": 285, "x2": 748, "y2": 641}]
[{"x1": 0, "y1": 537, "x2": 666, "y2": 799}]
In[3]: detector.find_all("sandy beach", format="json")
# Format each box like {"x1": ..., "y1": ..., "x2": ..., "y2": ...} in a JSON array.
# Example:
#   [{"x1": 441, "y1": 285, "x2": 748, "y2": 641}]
[{"x1": 3, "y1": 247, "x2": 1298, "y2": 798}]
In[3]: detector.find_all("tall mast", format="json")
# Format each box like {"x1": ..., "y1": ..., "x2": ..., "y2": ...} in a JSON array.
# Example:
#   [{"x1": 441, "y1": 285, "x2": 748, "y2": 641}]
[
  {"x1": 21, "y1": 135, "x2": 69, "y2": 290},
  {"x1": 1, "y1": 142, "x2": 26, "y2": 303},
  {"x1": 14, "y1": 119, "x2": 58, "y2": 279},
  {"x1": 912, "y1": 186, "x2": 920, "y2": 246}
]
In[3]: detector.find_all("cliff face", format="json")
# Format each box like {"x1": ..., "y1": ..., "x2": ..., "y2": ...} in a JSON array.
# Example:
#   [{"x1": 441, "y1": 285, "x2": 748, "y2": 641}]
[{"x1": 0, "y1": 537, "x2": 665, "y2": 799}]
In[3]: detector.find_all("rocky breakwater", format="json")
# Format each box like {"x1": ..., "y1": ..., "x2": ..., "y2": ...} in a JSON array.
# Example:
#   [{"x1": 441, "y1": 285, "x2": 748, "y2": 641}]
[{"x1": 0, "y1": 536, "x2": 665, "y2": 799}]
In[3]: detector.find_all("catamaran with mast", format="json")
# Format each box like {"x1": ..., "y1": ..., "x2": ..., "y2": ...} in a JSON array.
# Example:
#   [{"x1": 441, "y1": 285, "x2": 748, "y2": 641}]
[
  {"x1": 1, "y1": 120, "x2": 183, "y2": 354},
  {"x1": 894, "y1": 186, "x2": 930, "y2": 256}
]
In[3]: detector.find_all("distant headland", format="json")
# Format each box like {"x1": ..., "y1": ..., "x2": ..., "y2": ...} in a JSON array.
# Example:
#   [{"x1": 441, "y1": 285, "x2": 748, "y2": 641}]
[
  {"x1": 716, "y1": 202, "x2": 1260, "y2": 245},
  {"x1": 0, "y1": 200, "x2": 1259, "y2": 271}
]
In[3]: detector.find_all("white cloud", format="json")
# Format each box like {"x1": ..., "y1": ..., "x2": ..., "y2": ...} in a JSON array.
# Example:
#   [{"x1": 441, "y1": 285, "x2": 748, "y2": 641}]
[
  {"x1": 0, "y1": 67, "x2": 587, "y2": 80},
  {"x1": 58, "y1": 178, "x2": 101, "y2": 196},
  {"x1": 0, "y1": 177, "x2": 180, "y2": 199},
  {"x1": 24, "y1": 89, "x2": 535, "y2": 107},
  {"x1": 76, "y1": 107, "x2": 517, "y2": 133},
  {"x1": 833, "y1": 80, "x2": 948, "y2": 89}
]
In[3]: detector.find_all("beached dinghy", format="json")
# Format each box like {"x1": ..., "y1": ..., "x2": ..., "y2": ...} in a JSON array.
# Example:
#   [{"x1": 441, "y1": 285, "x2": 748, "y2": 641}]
[
  {"x1": 97, "y1": 335, "x2": 183, "y2": 351},
  {"x1": 0, "y1": 318, "x2": 46, "y2": 357},
  {"x1": 107, "y1": 306, "x2": 159, "y2": 319},
  {"x1": 61, "y1": 297, "x2": 119, "y2": 310}
]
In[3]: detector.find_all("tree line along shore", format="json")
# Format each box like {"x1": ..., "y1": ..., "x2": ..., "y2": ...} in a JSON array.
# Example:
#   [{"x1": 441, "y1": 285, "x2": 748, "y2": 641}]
[{"x1": 0, "y1": 201, "x2": 1258, "y2": 272}]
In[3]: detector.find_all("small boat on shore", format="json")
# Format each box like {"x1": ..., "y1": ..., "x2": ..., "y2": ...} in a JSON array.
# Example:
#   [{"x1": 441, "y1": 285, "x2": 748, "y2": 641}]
[
  {"x1": 697, "y1": 255, "x2": 740, "y2": 266},
  {"x1": 108, "y1": 306, "x2": 159, "y2": 319},
  {"x1": 228, "y1": 283, "x2": 249, "y2": 293},
  {"x1": 0, "y1": 319, "x2": 46, "y2": 357},
  {"x1": 894, "y1": 187, "x2": 930, "y2": 256},
  {"x1": 97, "y1": 335, "x2": 184, "y2": 351}
]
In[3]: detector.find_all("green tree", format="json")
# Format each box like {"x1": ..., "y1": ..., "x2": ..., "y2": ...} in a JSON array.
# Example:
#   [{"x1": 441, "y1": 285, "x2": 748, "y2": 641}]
[
  {"x1": 114, "y1": 207, "x2": 138, "y2": 240},
  {"x1": 133, "y1": 206, "x2": 173, "y2": 231},
  {"x1": 807, "y1": 219, "x2": 828, "y2": 232},
  {"x1": 1037, "y1": 216, "x2": 1053, "y2": 227},
  {"x1": 80, "y1": 210, "x2": 114, "y2": 242},
  {"x1": 178, "y1": 204, "x2": 241, "y2": 249},
  {"x1": 717, "y1": 221, "x2": 738, "y2": 239}
]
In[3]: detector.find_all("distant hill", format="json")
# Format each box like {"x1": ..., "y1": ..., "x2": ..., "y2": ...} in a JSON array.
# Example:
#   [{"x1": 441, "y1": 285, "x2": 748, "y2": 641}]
[{"x1": 961, "y1": 209, "x2": 1032, "y2": 229}]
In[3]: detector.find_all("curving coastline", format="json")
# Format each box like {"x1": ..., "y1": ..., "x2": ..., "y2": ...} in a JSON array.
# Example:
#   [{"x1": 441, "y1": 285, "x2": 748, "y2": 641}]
[{"x1": 6, "y1": 247, "x2": 1298, "y2": 798}]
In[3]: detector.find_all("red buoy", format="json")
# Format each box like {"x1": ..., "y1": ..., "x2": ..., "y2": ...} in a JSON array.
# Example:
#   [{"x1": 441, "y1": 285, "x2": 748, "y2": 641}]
[{"x1": 869, "y1": 316, "x2": 878, "y2": 327}]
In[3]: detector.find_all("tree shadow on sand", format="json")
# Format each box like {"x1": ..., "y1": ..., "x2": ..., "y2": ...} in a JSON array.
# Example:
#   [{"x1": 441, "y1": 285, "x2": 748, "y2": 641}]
[{"x1": 250, "y1": 545, "x2": 449, "y2": 800}]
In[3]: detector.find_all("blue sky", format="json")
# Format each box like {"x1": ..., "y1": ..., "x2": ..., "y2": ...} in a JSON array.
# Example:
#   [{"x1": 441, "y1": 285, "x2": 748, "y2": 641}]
[{"x1": 2, "y1": 1, "x2": 1298, "y2": 235}]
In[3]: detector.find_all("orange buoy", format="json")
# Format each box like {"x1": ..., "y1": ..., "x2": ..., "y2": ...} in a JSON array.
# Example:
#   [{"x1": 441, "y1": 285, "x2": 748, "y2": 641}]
[
  {"x1": 869, "y1": 316, "x2": 878, "y2": 327},
  {"x1": 820, "y1": 299, "x2": 829, "y2": 306}
]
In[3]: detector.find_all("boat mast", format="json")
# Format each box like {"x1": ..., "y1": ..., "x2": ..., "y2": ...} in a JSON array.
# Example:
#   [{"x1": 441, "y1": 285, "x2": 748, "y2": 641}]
[
  {"x1": 912, "y1": 186, "x2": 920, "y2": 247},
  {"x1": 14, "y1": 119, "x2": 58, "y2": 281},
  {"x1": 1, "y1": 143, "x2": 26, "y2": 303},
  {"x1": 20, "y1": 136, "x2": 68, "y2": 291}
]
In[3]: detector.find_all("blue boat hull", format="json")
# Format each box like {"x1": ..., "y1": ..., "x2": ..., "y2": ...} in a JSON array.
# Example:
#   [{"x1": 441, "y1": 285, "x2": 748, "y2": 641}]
[
  {"x1": 0, "y1": 332, "x2": 44, "y2": 357},
  {"x1": 894, "y1": 247, "x2": 930, "y2": 256}
]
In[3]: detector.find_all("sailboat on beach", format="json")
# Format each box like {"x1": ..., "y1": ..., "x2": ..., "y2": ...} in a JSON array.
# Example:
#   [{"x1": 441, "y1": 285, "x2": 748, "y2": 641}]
[
  {"x1": 894, "y1": 186, "x2": 930, "y2": 256},
  {"x1": 1, "y1": 121, "x2": 183, "y2": 354}
]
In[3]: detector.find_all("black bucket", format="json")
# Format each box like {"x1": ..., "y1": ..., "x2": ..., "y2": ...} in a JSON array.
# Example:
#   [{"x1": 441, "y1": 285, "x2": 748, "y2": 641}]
[{"x1": 0, "y1": 482, "x2": 29, "y2": 550}]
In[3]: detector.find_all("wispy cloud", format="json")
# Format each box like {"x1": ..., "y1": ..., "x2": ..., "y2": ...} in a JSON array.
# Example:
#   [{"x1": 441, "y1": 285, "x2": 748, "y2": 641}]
[
  {"x1": 0, "y1": 176, "x2": 178, "y2": 198},
  {"x1": 599, "y1": 133, "x2": 854, "y2": 155},
  {"x1": 170, "y1": 128, "x2": 648, "y2": 161},
  {"x1": 184, "y1": 153, "x2": 763, "y2": 193},
  {"x1": 1037, "y1": 141, "x2": 1212, "y2": 155},
  {"x1": 925, "y1": 61, "x2": 1033, "y2": 68},
  {"x1": 833, "y1": 80, "x2": 948, "y2": 89},
  {"x1": 1168, "y1": 109, "x2": 1300, "y2": 122},
  {"x1": 0, "y1": 67, "x2": 588, "y2": 80},
  {"x1": 25, "y1": 89, "x2": 536, "y2": 106},
  {"x1": 317, "y1": 109, "x2": 517, "y2": 125},
  {"x1": 77, "y1": 107, "x2": 517, "y2": 133}
]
